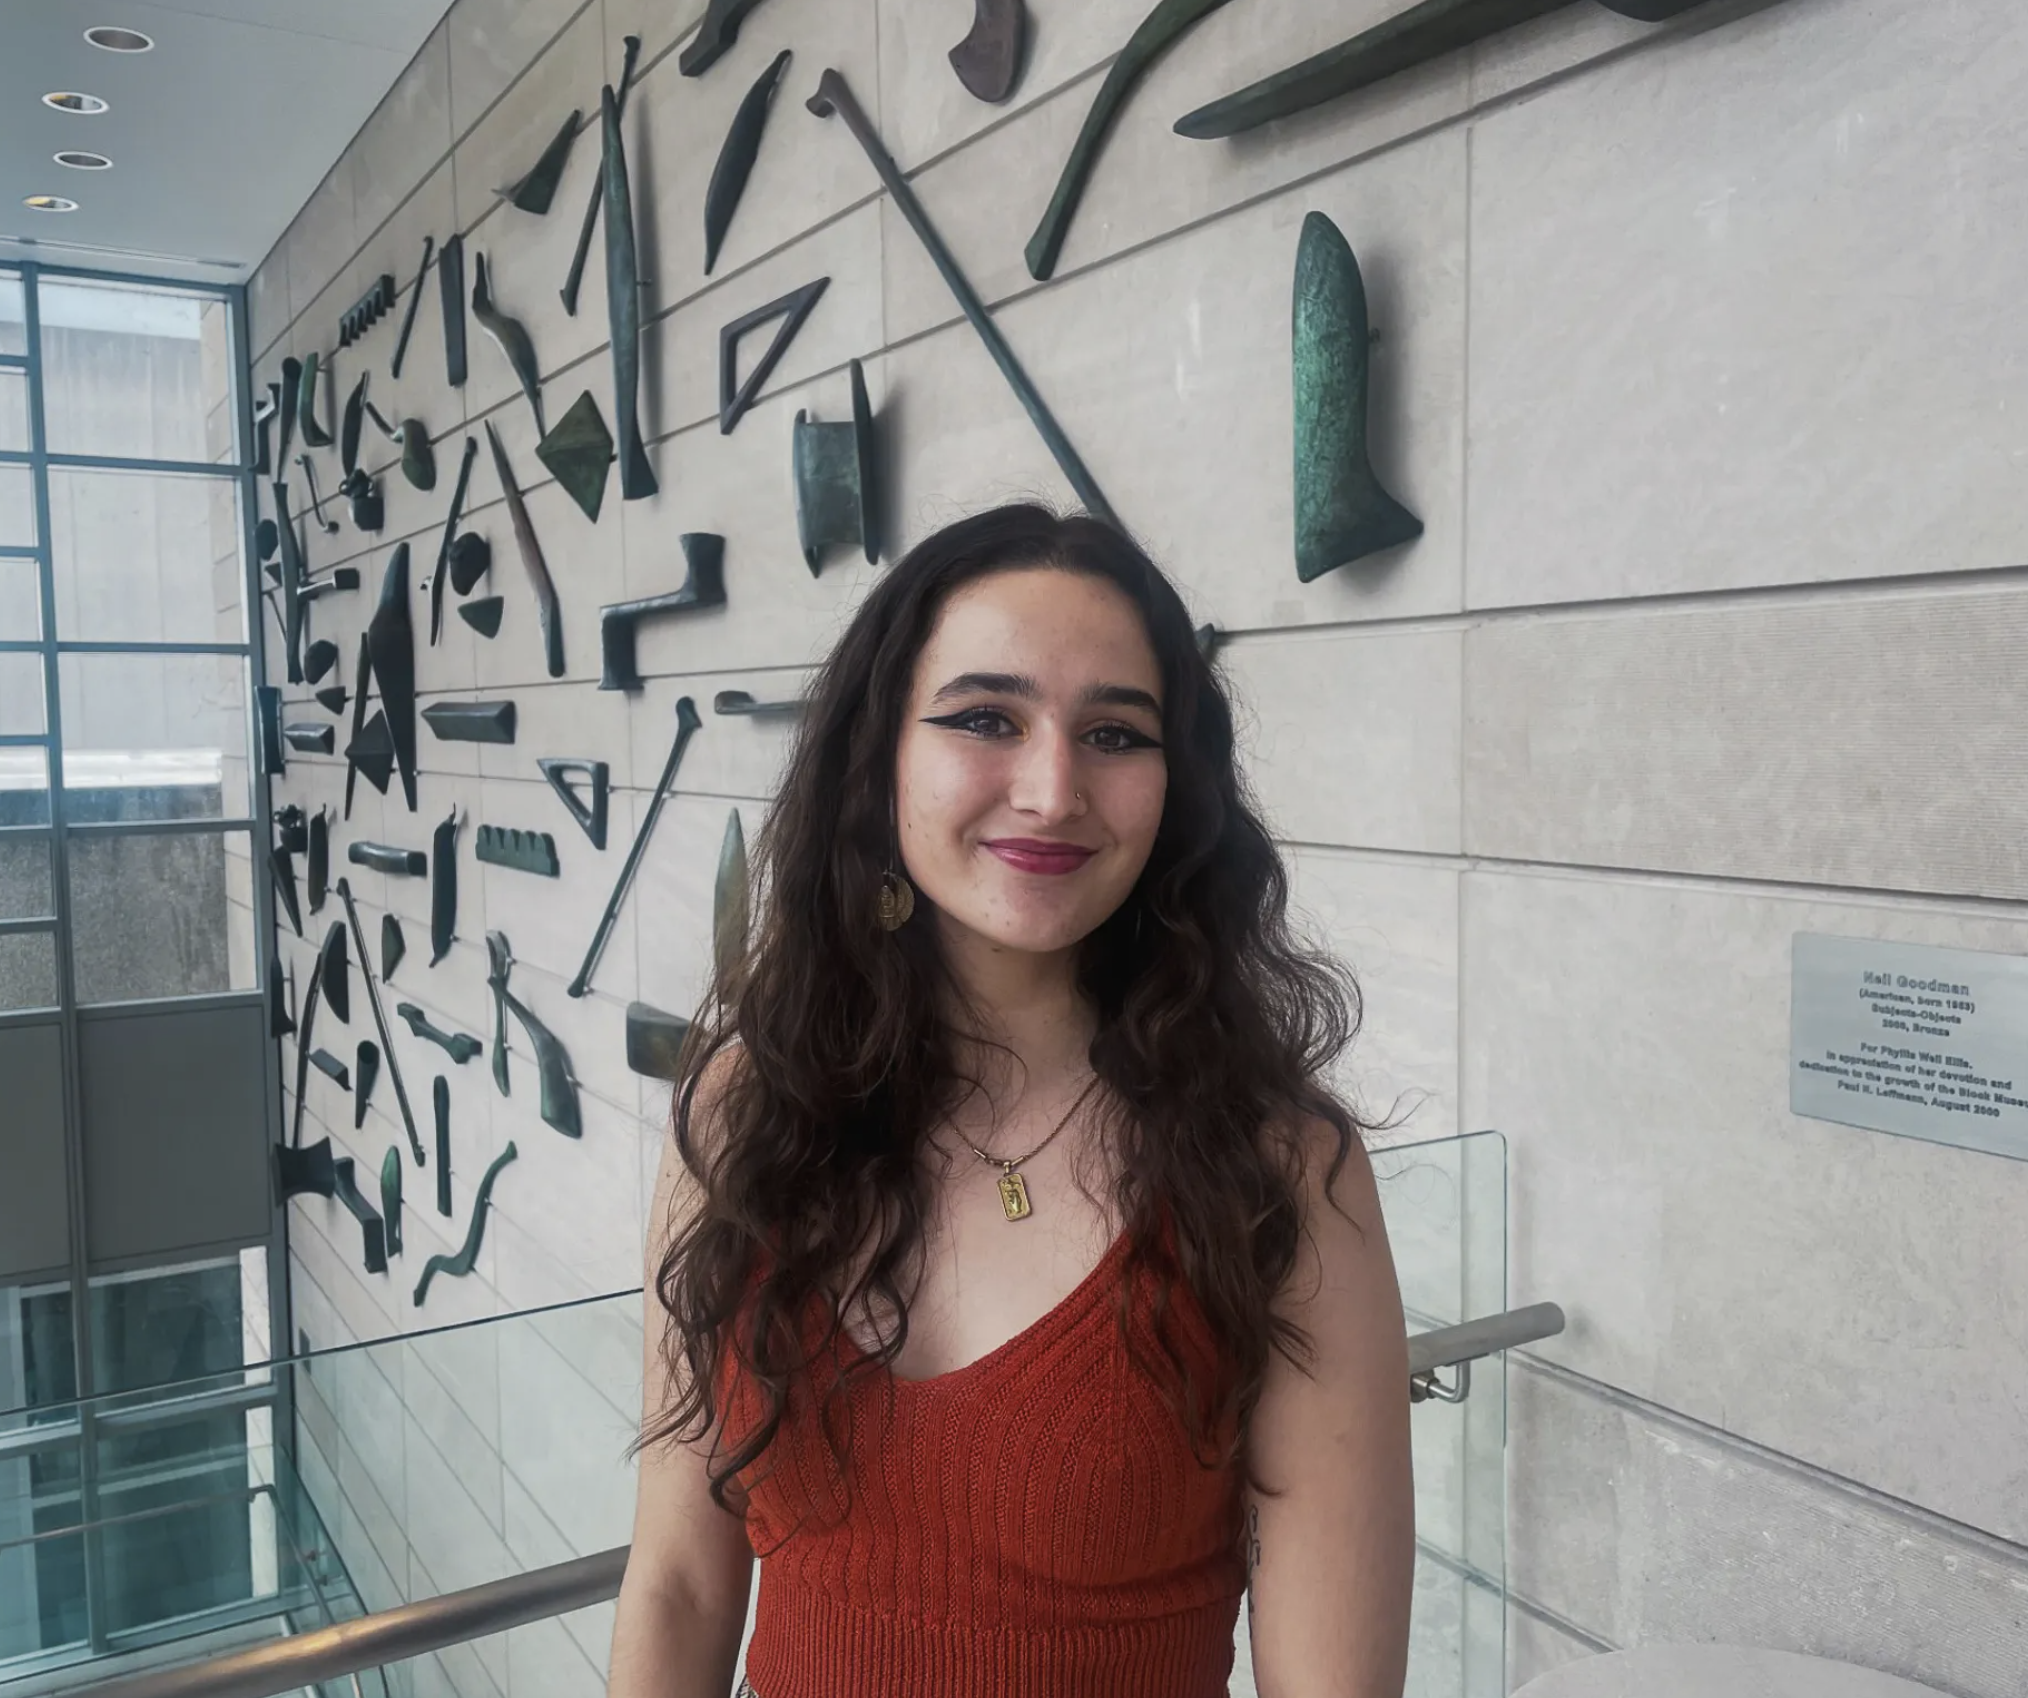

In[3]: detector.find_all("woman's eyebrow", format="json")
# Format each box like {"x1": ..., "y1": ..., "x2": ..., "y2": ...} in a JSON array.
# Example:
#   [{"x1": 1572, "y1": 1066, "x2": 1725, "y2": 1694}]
[{"x1": 928, "y1": 671, "x2": 1161, "y2": 714}]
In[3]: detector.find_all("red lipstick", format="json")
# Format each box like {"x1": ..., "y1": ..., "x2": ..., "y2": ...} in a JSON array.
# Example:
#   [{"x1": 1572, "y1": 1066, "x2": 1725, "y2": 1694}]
[{"x1": 982, "y1": 838, "x2": 1096, "y2": 875}]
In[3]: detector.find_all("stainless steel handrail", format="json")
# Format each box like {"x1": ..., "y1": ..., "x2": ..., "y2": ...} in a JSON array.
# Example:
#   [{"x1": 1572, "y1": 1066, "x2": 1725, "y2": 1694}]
[{"x1": 60, "y1": 1304, "x2": 1562, "y2": 1698}]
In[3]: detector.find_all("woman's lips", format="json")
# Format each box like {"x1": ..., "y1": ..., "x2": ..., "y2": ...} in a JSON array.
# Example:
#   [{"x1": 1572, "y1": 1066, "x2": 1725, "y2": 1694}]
[{"x1": 983, "y1": 841, "x2": 1096, "y2": 876}]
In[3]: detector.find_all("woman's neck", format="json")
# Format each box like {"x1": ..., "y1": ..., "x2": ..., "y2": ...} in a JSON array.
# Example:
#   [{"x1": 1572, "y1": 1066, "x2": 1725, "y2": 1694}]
[{"x1": 934, "y1": 912, "x2": 1097, "y2": 1105}]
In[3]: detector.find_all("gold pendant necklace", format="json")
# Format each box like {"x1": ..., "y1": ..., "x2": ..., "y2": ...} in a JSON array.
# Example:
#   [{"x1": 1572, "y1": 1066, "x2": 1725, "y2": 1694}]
[{"x1": 960, "y1": 1075, "x2": 1101, "y2": 1222}]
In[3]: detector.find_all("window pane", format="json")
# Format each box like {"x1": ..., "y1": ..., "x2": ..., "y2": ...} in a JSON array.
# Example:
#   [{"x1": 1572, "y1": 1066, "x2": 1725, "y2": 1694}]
[
  {"x1": 0, "y1": 830, "x2": 53, "y2": 917},
  {"x1": 0, "y1": 1277, "x2": 76, "y2": 1417},
  {"x1": 0, "y1": 559, "x2": 40, "y2": 641},
  {"x1": 59, "y1": 652, "x2": 247, "y2": 823},
  {"x1": 0, "y1": 274, "x2": 23, "y2": 356},
  {"x1": 48, "y1": 468, "x2": 244, "y2": 645},
  {"x1": 0, "y1": 465, "x2": 31, "y2": 545},
  {"x1": 0, "y1": 369, "x2": 25, "y2": 453},
  {"x1": 39, "y1": 279, "x2": 209, "y2": 464},
  {"x1": 0, "y1": 931, "x2": 58, "y2": 1011},
  {"x1": 68, "y1": 828, "x2": 254, "y2": 1004},
  {"x1": 1, "y1": 652, "x2": 45, "y2": 735},
  {"x1": 0, "y1": 745, "x2": 49, "y2": 827}
]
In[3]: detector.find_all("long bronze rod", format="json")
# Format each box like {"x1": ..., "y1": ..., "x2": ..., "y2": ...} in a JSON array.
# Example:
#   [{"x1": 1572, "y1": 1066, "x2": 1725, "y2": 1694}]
[{"x1": 337, "y1": 876, "x2": 426, "y2": 1164}]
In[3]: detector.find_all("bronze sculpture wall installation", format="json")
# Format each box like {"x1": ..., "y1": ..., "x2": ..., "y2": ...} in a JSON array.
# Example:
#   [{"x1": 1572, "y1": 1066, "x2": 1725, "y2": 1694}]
[
  {"x1": 273, "y1": 482, "x2": 307, "y2": 683},
  {"x1": 1174, "y1": 0, "x2": 1705, "y2": 138},
  {"x1": 278, "y1": 356, "x2": 302, "y2": 464},
  {"x1": 343, "y1": 469, "x2": 384, "y2": 532},
  {"x1": 340, "y1": 273, "x2": 397, "y2": 347},
  {"x1": 714, "y1": 808, "x2": 749, "y2": 986},
  {"x1": 680, "y1": 0, "x2": 771, "y2": 75},
  {"x1": 348, "y1": 842, "x2": 428, "y2": 877},
  {"x1": 307, "y1": 806, "x2": 330, "y2": 914},
  {"x1": 343, "y1": 636, "x2": 374, "y2": 818},
  {"x1": 535, "y1": 390, "x2": 614, "y2": 522},
  {"x1": 341, "y1": 374, "x2": 367, "y2": 475},
  {"x1": 458, "y1": 595, "x2": 505, "y2": 638},
  {"x1": 433, "y1": 1077, "x2": 452, "y2": 1215},
  {"x1": 720, "y1": 277, "x2": 828, "y2": 434},
  {"x1": 253, "y1": 385, "x2": 278, "y2": 476},
  {"x1": 713, "y1": 688, "x2": 801, "y2": 715},
  {"x1": 431, "y1": 805, "x2": 460, "y2": 966},
  {"x1": 272, "y1": 844, "x2": 303, "y2": 938},
  {"x1": 477, "y1": 825, "x2": 560, "y2": 877},
  {"x1": 439, "y1": 232, "x2": 468, "y2": 388},
  {"x1": 626, "y1": 1003, "x2": 691, "y2": 1080},
  {"x1": 564, "y1": 34, "x2": 641, "y2": 318},
  {"x1": 598, "y1": 532, "x2": 726, "y2": 691},
  {"x1": 422, "y1": 700, "x2": 517, "y2": 744},
  {"x1": 273, "y1": 1137, "x2": 335, "y2": 1203},
  {"x1": 569, "y1": 695, "x2": 702, "y2": 998},
  {"x1": 471, "y1": 252, "x2": 546, "y2": 435},
  {"x1": 295, "y1": 456, "x2": 343, "y2": 536},
  {"x1": 448, "y1": 531, "x2": 491, "y2": 597},
  {"x1": 390, "y1": 235, "x2": 433, "y2": 381},
  {"x1": 794, "y1": 360, "x2": 880, "y2": 573},
  {"x1": 483, "y1": 421, "x2": 566, "y2": 678},
  {"x1": 951, "y1": 0, "x2": 1029, "y2": 102},
  {"x1": 601, "y1": 82, "x2": 658, "y2": 500},
  {"x1": 539, "y1": 758, "x2": 608, "y2": 850},
  {"x1": 414, "y1": 1142, "x2": 515, "y2": 1305},
  {"x1": 1024, "y1": 0, "x2": 1234, "y2": 281},
  {"x1": 1291, "y1": 211, "x2": 1422, "y2": 580},
  {"x1": 381, "y1": 913, "x2": 405, "y2": 981},
  {"x1": 284, "y1": 723, "x2": 334, "y2": 755},
  {"x1": 317, "y1": 918, "x2": 350, "y2": 1024},
  {"x1": 270, "y1": 956, "x2": 294, "y2": 1038},
  {"x1": 310, "y1": 1048, "x2": 351, "y2": 1089},
  {"x1": 276, "y1": 805, "x2": 309, "y2": 855},
  {"x1": 337, "y1": 876, "x2": 426, "y2": 1164},
  {"x1": 705, "y1": 49, "x2": 791, "y2": 276},
  {"x1": 366, "y1": 542, "x2": 420, "y2": 809},
  {"x1": 346, "y1": 711, "x2": 396, "y2": 801},
  {"x1": 356, "y1": 1041, "x2": 380, "y2": 1129},
  {"x1": 303, "y1": 639, "x2": 339, "y2": 684},
  {"x1": 486, "y1": 931, "x2": 582, "y2": 1138},
  {"x1": 379, "y1": 1147, "x2": 403, "y2": 1256},
  {"x1": 501, "y1": 111, "x2": 580, "y2": 215},
  {"x1": 297, "y1": 352, "x2": 334, "y2": 449},
  {"x1": 808, "y1": 69, "x2": 1119, "y2": 527},
  {"x1": 287, "y1": 925, "x2": 334, "y2": 1146},
  {"x1": 362, "y1": 397, "x2": 437, "y2": 491},
  {"x1": 256, "y1": 685, "x2": 285, "y2": 774},
  {"x1": 397, "y1": 1002, "x2": 484, "y2": 1064},
  {"x1": 331, "y1": 1158, "x2": 389, "y2": 1275},
  {"x1": 428, "y1": 437, "x2": 480, "y2": 646}
]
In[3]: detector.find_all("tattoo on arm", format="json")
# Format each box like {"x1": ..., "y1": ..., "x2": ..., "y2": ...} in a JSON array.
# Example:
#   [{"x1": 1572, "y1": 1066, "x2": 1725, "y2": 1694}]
[{"x1": 1244, "y1": 1501, "x2": 1262, "y2": 1619}]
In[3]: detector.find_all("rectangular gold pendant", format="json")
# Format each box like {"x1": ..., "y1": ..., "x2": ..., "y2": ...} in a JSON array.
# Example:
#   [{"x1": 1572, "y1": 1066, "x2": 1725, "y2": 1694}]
[{"x1": 997, "y1": 1171, "x2": 1032, "y2": 1221}]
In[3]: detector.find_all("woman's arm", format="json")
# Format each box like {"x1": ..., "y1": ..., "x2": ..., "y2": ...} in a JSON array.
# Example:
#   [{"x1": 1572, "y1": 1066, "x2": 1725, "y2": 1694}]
[
  {"x1": 1243, "y1": 1120, "x2": 1416, "y2": 1698},
  {"x1": 608, "y1": 1054, "x2": 757, "y2": 1698}
]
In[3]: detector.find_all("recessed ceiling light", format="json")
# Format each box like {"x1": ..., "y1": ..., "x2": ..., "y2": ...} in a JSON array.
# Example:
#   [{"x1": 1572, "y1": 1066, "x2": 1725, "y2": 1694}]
[
  {"x1": 25, "y1": 196, "x2": 81, "y2": 214},
  {"x1": 85, "y1": 26, "x2": 154, "y2": 52},
  {"x1": 54, "y1": 150, "x2": 113, "y2": 170},
  {"x1": 43, "y1": 92, "x2": 110, "y2": 115}
]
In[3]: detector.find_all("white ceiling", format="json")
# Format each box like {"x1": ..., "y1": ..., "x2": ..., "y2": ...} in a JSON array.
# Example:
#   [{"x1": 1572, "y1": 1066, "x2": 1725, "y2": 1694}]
[{"x1": 0, "y1": 0, "x2": 455, "y2": 285}]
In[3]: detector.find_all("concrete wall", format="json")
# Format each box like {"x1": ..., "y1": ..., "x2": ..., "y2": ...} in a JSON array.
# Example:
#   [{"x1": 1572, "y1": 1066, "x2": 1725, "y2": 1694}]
[{"x1": 253, "y1": 0, "x2": 2028, "y2": 1691}]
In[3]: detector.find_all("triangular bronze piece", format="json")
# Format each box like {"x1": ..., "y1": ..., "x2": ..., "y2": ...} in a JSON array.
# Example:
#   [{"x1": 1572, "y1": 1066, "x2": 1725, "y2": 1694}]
[
  {"x1": 536, "y1": 390, "x2": 614, "y2": 523},
  {"x1": 346, "y1": 710, "x2": 396, "y2": 796},
  {"x1": 500, "y1": 111, "x2": 581, "y2": 215},
  {"x1": 719, "y1": 276, "x2": 829, "y2": 435},
  {"x1": 538, "y1": 758, "x2": 609, "y2": 851},
  {"x1": 458, "y1": 595, "x2": 505, "y2": 639}
]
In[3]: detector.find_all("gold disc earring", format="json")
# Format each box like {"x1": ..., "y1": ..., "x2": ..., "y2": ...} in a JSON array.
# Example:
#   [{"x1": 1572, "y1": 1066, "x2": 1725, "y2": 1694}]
[{"x1": 876, "y1": 866, "x2": 915, "y2": 931}]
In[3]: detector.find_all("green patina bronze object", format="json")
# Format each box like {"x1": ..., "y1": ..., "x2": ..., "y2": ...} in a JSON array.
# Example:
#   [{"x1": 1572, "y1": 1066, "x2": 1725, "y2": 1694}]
[
  {"x1": 285, "y1": 722, "x2": 334, "y2": 756},
  {"x1": 1024, "y1": 0, "x2": 1234, "y2": 281},
  {"x1": 431, "y1": 805, "x2": 460, "y2": 966},
  {"x1": 356, "y1": 1042, "x2": 380, "y2": 1129},
  {"x1": 600, "y1": 82, "x2": 658, "y2": 500},
  {"x1": 278, "y1": 356, "x2": 302, "y2": 463},
  {"x1": 254, "y1": 384, "x2": 278, "y2": 476},
  {"x1": 705, "y1": 49, "x2": 790, "y2": 275},
  {"x1": 433, "y1": 1077, "x2": 452, "y2": 1216},
  {"x1": 307, "y1": 805, "x2": 330, "y2": 914},
  {"x1": 714, "y1": 808, "x2": 749, "y2": 988},
  {"x1": 295, "y1": 456, "x2": 342, "y2": 535},
  {"x1": 365, "y1": 394, "x2": 437, "y2": 491},
  {"x1": 440, "y1": 232, "x2": 468, "y2": 388},
  {"x1": 539, "y1": 758, "x2": 608, "y2": 850},
  {"x1": 459, "y1": 595, "x2": 505, "y2": 639},
  {"x1": 379, "y1": 1145, "x2": 403, "y2": 1255},
  {"x1": 414, "y1": 1142, "x2": 515, "y2": 1305},
  {"x1": 951, "y1": 0, "x2": 1028, "y2": 102},
  {"x1": 570, "y1": 696, "x2": 702, "y2": 998},
  {"x1": 1174, "y1": 0, "x2": 1705, "y2": 138},
  {"x1": 563, "y1": 35, "x2": 641, "y2": 318},
  {"x1": 297, "y1": 351, "x2": 334, "y2": 448},
  {"x1": 1292, "y1": 211, "x2": 1422, "y2": 581},
  {"x1": 421, "y1": 700, "x2": 516, "y2": 745},
  {"x1": 397, "y1": 1001, "x2": 483, "y2": 1065},
  {"x1": 331, "y1": 1157, "x2": 389, "y2": 1276},
  {"x1": 390, "y1": 235, "x2": 433, "y2": 381},
  {"x1": 366, "y1": 542, "x2": 420, "y2": 809},
  {"x1": 317, "y1": 917, "x2": 350, "y2": 1025},
  {"x1": 271, "y1": 843, "x2": 302, "y2": 938},
  {"x1": 536, "y1": 390, "x2": 614, "y2": 523},
  {"x1": 340, "y1": 273, "x2": 397, "y2": 348},
  {"x1": 342, "y1": 469, "x2": 383, "y2": 532},
  {"x1": 257, "y1": 685, "x2": 286, "y2": 776},
  {"x1": 793, "y1": 360, "x2": 879, "y2": 574},
  {"x1": 485, "y1": 421, "x2": 565, "y2": 678},
  {"x1": 274, "y1": 1137, "x2": 336, "y2": 1203},
  {"x1": 720, "y1": 276, "x2": 828, "y2": 434},
  {"x1": 477, "y1": 825, "x2": 559, "y2": 877},
  {"x1": 471, "y1": 251, "x2": 546, "y2": 436},
  {"x1": 500, "y1": 110, "x2": 580, "y2": 215},
  {"x1": 342, "y1": 636, "x2": 373, "y2": 819},
  {"x1": 270, "y1": 955, "x2": 294, "y2": 1038},
  {"x1": 429, "y1": 437, "x2": 480, "y2": 648},
  {"x1": 310, "y1": 1048, "x2": 351, "y2": 1090},
  {"x1": 713, "y1": 688, "x2": 801, "y2": 716},
  {"x1": 807, "y1": 69, "x2": 1118, "y2": 527},
  {"x1": 625, "y1": 1003, "x2": 692, "y2": 1081},
  {"x1": 381, "y1": 913, "x2": 406, "y2": 981},
  {"x1": 598, "y1": 533, "x2": 725, "y2": 691},
  {"x1": 337, "y1": 876, "x2": 426, "y2": 1165},
  {"x1": 348, "y1": 841, "x2": 427, "y2": 877},
  {"x1": 287, "y1": 924, "x2": 333, "y2": 1147},
  {"x1": 346, "y1": 710, "x2": 396, "y2": 799},
  {"x1": 448, "y1": 531, "x2": 491, "y2": 596},
  {"x1": 341, "y1": 372, "x2": 367, "y2": 473},
  {"x1": 680, "y1": 0, "x2": 771, "y2": 76},
  {"x1": 486, "y1": 931, "x2": 582, "y2": 1139},
  {"x1": 304, "y1": 639, "x2": 339, "y2": 684}
]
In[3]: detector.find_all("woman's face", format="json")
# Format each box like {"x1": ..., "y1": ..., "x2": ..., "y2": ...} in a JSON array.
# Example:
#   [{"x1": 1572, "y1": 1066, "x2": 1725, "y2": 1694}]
[{"x1": 893, "y1": 566, "x2": 1168, "y2": 958}]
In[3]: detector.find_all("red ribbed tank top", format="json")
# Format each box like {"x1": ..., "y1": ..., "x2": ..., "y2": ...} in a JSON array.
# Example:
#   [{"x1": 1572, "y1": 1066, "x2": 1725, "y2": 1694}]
[{"x1": 721, "y1": 1226, "x2": 1247, "y2": 1698}]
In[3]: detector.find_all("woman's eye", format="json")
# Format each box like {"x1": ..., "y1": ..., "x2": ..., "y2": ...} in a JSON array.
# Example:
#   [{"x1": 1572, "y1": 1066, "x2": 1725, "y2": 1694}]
[{"x1": 925, "y1": 707, "x2": 1016, "y2": 737}]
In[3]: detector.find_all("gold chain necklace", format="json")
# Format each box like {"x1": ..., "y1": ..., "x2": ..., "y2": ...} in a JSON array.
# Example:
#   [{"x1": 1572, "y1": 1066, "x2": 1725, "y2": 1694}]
[{"x1": 957, "y1": 1074, "x2": 1101, "y2": 1222}]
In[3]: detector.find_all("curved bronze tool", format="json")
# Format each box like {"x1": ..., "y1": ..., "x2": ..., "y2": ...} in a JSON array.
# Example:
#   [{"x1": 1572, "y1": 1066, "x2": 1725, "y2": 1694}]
[
  {"x1": 298, "y1": 351, "x2": 335, "y2": 448},
  {"x1": 1292, "y1": 211, "x2": 1422, "y2": 580},
  {"x1": 950, "y1": 0, "x2": 1028, "y2": 103},
  {"x1": 483, "y1": 420, "x2": 564, "y2": 678},
  {"x1": 397, "y1": 1001, "x2": 483, "y2": 1064},
  {"x1": 331, "y1": 1157, "x2": 389, "y2": 1275},
  {"x1": 349, "y1": 841, "x2": 428, "y2": 877},
  {"x1": 279, "y1": 356, "x2": 301, "y2": 462},
  {"x1": 500, "y1": 110, "x2": 580, "y2": 215},
  {"x1": 414, "y1": 1141, "x2": 515, "y2": 1305},
  {"x1": 430, "y1": 804, "x2": 459, "y2": 966},
  {"x1": 341, "y1": 372, "x2": 367, "y2": 474},
  {"x1": 379, "y1": 1146, "x2": 403, "y2": 1254},
  {"x1": 471, "y1": 251, "x2": 546, "y2": 437},
  {"x1": 287, "y1": 925, "x2": 329, "y2": 1146},
  {"x1": 254, "y1": 383, "x2": 279, "y2": 476},
  {"x1": 274, "y1": 481, "x2": 308, "y2": 683},
  {"x1": 679, "y1": 0, "x2": 772, "y2": 76},
  {"x1": 569, "y1": 696, "x2": 702, "y2": 998},
  {"x1": 705, "y1": 49, "x2": 790, "y2": 275},
  {"x1": 1174, "y1": 0, "x2": 1702, "y2": 138},
  {"x1": 295, "y1": 455, "x2": 342, "y2": 535},
  {"x1": 356, "y1": 1042, "x2": 380, "y2": 1129},
  {"x1": 808, "y1": 69, "x2": 1118, "y2": 526},
  {"x1": 1025, "y1": 0, "x2": 1234, "y2": 280},
  {"x1": 381, "y1": 913, "x2": 405, "y2": 981},
  {"x1": 598, "y1": 532, "x2": 725, "y2": 691},
  {"x1": 367, "y1": 542, "x2": 419, "y2": 810},
  {"x1": 429, "y1": 436, "x2": 480, "y2": 647},
  {"x1": 337, "y1": 876, "x2": 426, "y2": 1164},
  {"x1": 486, "y1": 931, "x2": 581, "y2": 1137},
  {"x1": 601, "y1": 83, "x2": 657, "y2": 500},
  {"x1": 720, "y1": 276, "x2": 828, "y2": 434},
  {"x1": 563, "y1": 36, "x2": 641, "y2": 317},
  {"x1": 440, "y1": 232, "x2": 468, "y2": 388},
  {"x1": 712, "y1": 688, "x2": 801, "y2": 716},
  {"x1": 361, "y1": 397, "x2": 436, "y2": 490},
  {"x1": 390, "y1": 235, "x2": 434, "y2": 381}
]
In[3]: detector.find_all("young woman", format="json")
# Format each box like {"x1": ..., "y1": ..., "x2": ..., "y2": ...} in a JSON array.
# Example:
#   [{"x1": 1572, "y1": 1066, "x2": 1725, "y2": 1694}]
[{"x1": 608, "y1": 505, "x2": 1415, "y2": 1698}]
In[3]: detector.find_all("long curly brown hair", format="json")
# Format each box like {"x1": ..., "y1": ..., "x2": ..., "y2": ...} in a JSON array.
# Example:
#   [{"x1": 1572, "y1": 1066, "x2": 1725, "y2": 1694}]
[{"x1": 643, "y1": 503, "x2": 1368, "y2": 1509}]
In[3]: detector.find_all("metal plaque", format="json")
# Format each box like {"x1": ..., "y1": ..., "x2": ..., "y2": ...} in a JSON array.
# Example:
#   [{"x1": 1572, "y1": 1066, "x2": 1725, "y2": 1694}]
[{"x1": 1791, "y1": 932, "x2": 2028, "y2": 1162}]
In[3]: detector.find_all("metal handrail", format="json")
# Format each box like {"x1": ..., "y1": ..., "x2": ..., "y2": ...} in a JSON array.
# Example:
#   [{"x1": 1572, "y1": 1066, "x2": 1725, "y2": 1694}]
[{"x1": 60, "y1": 1303, "x2": 1562, "y2": 1698}]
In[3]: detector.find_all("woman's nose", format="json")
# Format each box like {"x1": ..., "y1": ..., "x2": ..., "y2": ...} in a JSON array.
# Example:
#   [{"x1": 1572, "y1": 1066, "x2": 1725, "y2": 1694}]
[{"x1": 1007, "y1": 727, "x2": 1084, "y2": 819}]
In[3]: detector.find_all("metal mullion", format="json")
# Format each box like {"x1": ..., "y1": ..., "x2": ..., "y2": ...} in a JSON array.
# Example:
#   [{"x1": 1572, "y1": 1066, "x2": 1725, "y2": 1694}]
[
  {"x1": 55, "y1": 640, "x2": 251, "y2": 657},
  {"x1": 0, "y1": 545, "x2": 43, "y2": 559},
  {"x1": 0, "y1": 732, "x2": 48, "y2": 746},
  {"x1": 0, "y1": 821, "x2": 52, "y2": 836},
  {"x1": 0, "y1": 916, "x2": 56, "y2": 936},
  {"x1": 66, "y1": 816, "x2": 256, "y2": 840},
  {"x1": 45, "y1": 450, "x2": 253, "y2": 479},
  {"x1": 0, "y1": 353, "x2": 26, "y2": 370}
]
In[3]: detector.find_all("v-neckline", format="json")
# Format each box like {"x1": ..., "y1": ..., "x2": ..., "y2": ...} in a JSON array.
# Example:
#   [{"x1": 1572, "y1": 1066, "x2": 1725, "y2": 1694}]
[{"x1": 836, "y1": 1226, "x2": 1134, "y2": 1394}]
